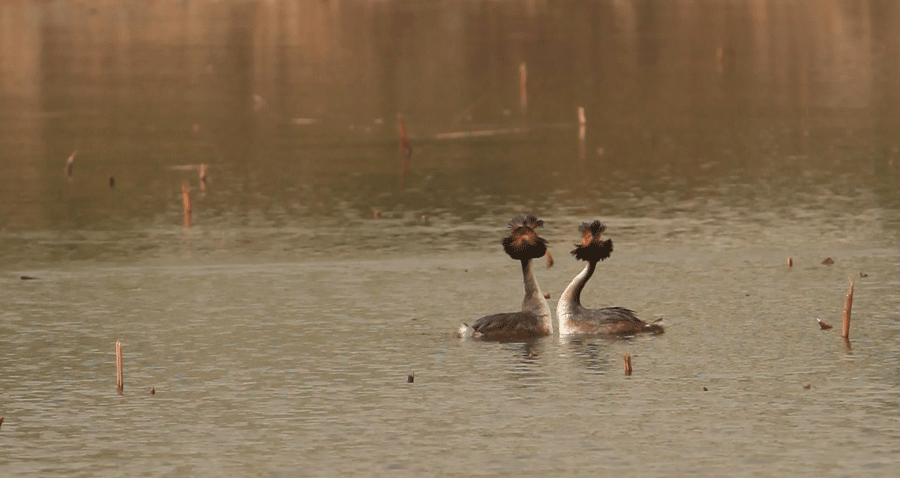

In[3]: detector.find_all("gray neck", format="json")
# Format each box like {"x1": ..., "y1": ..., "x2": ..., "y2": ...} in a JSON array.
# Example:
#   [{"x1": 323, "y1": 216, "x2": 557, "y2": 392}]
[
  {"x1": 520, "y1": 259, "x2": 553, "y2": 329},
  {"x1": 557, "y1": 261, "x2": 596, "y2": 328}
]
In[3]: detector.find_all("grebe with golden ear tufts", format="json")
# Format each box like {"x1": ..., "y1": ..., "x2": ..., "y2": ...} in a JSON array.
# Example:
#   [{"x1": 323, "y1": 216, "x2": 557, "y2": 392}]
[
  {"x1": 557, "y1": 220, "x2": 663, "y2": 336},
  {"x1": 459, "y1": 215, "x2": 553, "y2": 341}
]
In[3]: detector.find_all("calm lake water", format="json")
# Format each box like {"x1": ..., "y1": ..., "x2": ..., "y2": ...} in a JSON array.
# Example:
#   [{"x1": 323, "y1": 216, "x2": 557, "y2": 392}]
[{"x1": 2, "y1": 0, "x2": 900, "y2": 476}]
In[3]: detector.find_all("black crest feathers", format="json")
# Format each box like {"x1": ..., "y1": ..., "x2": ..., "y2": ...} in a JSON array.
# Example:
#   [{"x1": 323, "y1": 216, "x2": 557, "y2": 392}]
[
  {"x1": 501, "y1": 214, "x2": 548, "y2": 260},
  {"x1": 571, "y1": 220, "x2": 613, "y2": 262}
]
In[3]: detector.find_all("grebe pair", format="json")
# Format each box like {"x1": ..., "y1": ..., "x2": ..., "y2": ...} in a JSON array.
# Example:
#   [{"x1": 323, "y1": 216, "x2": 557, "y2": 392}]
[{"x1": 459, "y1": 215, "x2": 663, "y2": 340}]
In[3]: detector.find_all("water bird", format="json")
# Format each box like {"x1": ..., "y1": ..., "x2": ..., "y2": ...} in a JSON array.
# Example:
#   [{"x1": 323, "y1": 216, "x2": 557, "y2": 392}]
[
  {"x1": 458, "y1": 215, "x2": 552, "y2": 340},
  {"x1": 822, "y1": 257, "x2": 834, "y2": 265},
  {"x1": 816, "y1": 318, "x2": 833, "y2": 330},
  {"x1": 557, "y1": 220, "x2": 664, "y2": 335}
]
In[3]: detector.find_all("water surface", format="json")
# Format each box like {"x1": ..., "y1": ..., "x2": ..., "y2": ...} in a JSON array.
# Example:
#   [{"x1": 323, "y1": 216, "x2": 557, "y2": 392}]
[{"x1": 1, "y1": 1, "x2": 900, "y2": 476}]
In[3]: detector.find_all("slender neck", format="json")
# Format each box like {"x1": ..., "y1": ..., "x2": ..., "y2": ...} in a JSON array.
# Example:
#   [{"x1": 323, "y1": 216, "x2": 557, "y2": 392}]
[
  {"x1": 560, "y1": 261, "x2": 596, "y2": 309},
  {"x1": 520, "y1": 259, "x2": 549, "y2": 316}
]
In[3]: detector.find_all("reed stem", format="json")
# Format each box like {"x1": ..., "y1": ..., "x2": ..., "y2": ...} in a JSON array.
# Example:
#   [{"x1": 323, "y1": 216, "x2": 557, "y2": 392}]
[
  {"x1": 116, "y1": 340, "x2": 124, "y2": 394},
  {"x1": 842, "y1": 278, "x2": 854, "y2": 339}
]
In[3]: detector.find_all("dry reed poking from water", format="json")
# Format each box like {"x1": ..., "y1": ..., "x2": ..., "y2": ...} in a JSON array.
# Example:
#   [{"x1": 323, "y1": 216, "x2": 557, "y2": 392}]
[
  {"x1": 199, "y1": 164, "x2": 209, "y2": 194},
  {"x1": 842, "y1": 278, "x2": 854, "y2": 339},
  {"x1": 787, "y1": 256, "x2": 793, "y2": 267},
  {"x1": 397, "y1": 114, "x2": 412, "y2": 184},
  {"x1": 65, "y1": 150, "x2": 77, "y2": 178},
  {"x1": 545, "y1": 250, "x2": 554, "y2": 268},
  {"x1": 182, "y1": 181, "x2": 192, "y2": 227},
  {"x1": 116, "y1": 341, "x2": 124, "y2": 394},
  {"x1": 519, "y1": 62, "x2": 528, "y2": 112},
  {"x1": 624, "y1": 353, "x2": 633, "y2": 376}
]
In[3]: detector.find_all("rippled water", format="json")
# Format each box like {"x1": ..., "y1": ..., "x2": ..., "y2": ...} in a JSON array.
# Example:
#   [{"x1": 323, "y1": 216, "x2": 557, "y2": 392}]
[{"x1": 2, "y1": 1, "x2": 900, "y2": 476}]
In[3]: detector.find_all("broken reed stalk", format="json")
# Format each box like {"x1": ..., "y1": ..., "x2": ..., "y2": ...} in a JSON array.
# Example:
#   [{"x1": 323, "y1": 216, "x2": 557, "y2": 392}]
[
  {"x1": 397, "y1": 114, "x2": 412, "y2": 185},
  {"x1": 545, "y1": 250, "x2": 554, "y2": 267},
  {"x1": 842, "y1": 278, "x2": 854, "y2": 339},
  {"x1": 624, "y1": 353, "x2": 633, "y2": 376},
  {"x1": 116, "y1": 340, "x2": 124, "y2": 394},
  {"x1": 519, "y1": 62, "x2": 528, "y2": 112},
  {"x1": 182, "y1": 181, "x2": 192, "y2": 227},
  {"x1": 65, "y1": 150, "x2": 77, "y2": 178},
  {"x1": 198, "y1": 164, "x2": 209, "y2": 194}
]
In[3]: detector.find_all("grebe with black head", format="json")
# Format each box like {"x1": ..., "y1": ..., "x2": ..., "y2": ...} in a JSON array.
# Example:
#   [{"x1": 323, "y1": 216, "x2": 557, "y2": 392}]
[
  {"x1": 459, "y1": 215, "x2": 553, "y2": 341},
  {"x1": 557, "y1": 220, "x2": 663, "y2": 336}
]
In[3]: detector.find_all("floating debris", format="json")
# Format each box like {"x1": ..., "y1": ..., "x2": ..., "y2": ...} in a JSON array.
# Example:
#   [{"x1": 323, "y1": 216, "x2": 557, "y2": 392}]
[
  {"x1": 20, "y1": 275, "x2": 37, "y2": 280},
  {"x1": 407, "y1": 373, "x2": 414, "y2": 383},
  {"x1": 787, "y1": 256, "x2": 793, "y2": 267},
  {"x1": 543, "y1": 293, "x2": 550, "y2": 299},
  {"x1": 433, "y1": 127, "x2": 530, "y2": 140},
  {"x1": 822, "y1": 257, "x2": 834, "y2": 265},
  {"x1": 624, "y1": 353, "x2": 632, "y2": 376},
  {"x1": 816, "y1": 318, "x2": 833, "y2": 330},
  {"x1": 108, "y1": 175, "x2": 115, "y2": 188},
  {"x1": 803, "y1": 383, "x2": 811, "y2": 390},
  {"x1": 703, "y1": 387, "x2": 708, "y2": 391},
  {"x1": 150, "y1": 386, "x2": 156, "y2": 395},
  {"x1": 859, "y1": 272, "x2": 868, "y2": 277}
]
